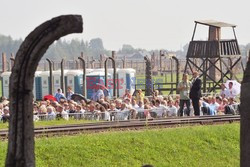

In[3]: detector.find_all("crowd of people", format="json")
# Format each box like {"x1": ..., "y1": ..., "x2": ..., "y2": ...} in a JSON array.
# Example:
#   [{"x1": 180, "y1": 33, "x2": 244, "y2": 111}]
[
  {"x1": 178, "y1": 71, "x2": 240, "y2": 116},
  {"x1": 0, "y1": 71, "x2": 240, "y2": 123}
]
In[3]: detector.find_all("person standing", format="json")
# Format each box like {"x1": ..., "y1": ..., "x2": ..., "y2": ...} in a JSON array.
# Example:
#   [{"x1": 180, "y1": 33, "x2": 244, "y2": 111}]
[
  {"x1": 96, "y1": 85, "x2": 105, "y2": 101},
  {"x1": 189, "y1": 71, "x2": 202, "y2": 116},
  {"x1": 177, "y1": 73, "x2": 191, "y2": 116},
  {"x1": 136, "y1": 89, "x2": 144, "y2": 102},
  {"x1": 66, "y1": 86, "x2": 74, "y2": 100},
  {"x1": 225, "y1": 82, "x2": 237, "y2": 98}
]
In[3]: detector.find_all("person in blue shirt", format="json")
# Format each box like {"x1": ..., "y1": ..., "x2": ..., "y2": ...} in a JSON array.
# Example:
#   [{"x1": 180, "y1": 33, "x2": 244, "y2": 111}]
[
  {"x1": 96, "y1": 88, "x2": 104, "y2": 101},
  {"x1": 209, "y1": 96, "x2": 219, "y2": 115},
  {"x1": 54, "y1": 88, "x2": 66, "y2": 102}
]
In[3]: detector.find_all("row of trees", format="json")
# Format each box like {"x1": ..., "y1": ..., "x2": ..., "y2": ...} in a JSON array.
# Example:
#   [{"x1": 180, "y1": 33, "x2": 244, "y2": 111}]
[
  {"x1": 0, "y1": 34, "x2": 108, "y2": 60},
  {"x1": 0, "y1": 34, "x2": 249, "y2": 61}
]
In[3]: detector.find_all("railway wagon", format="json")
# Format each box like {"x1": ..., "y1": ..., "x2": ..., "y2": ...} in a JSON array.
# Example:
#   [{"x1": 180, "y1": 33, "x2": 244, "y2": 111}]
[
  {"x1": 39, "y1": 69, "x2": 93, "y2": 98},
  {"x1": 65, "y1": 69, "x2": 93, "y2": 95},
  {"x1": 1, "y1": 72, "x2": 11, "y2": 99},
  {"x1": 86, "y1": 71, "x2": 111, "y2": 99},
  {"x1": 108, "y1": 68, "x2": 135, "y2": 97},
  {"x1": 58, "y1": 68, "x2": 136, "y2": 99},
  {"x1": 53, "y1": 70, "x2": 66, "y2": 93},
  {"x1": 40, "y1": 71, "x2": 50, "y2": 99},
  {"x1": 86, "y1": 68, "x2": 136, "y2": 98},
  {"x1": 0, "y1": 68, "x2": 136, "y2": 100},
  {"x1": 115, "y1": 68, "x2": 135, "y2": 97},
  {"x1": 1, "y1": 71, "x2": 42, "y2": 100},
  {"x1": 34, "y1": 71, "x2": 42, "y2": 100}
]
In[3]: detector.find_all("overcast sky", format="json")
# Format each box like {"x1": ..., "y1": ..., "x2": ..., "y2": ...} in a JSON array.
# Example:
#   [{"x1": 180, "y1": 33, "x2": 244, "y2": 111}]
[{"x1": 1, "y1": 0, "x2": 249, "y2": 51}]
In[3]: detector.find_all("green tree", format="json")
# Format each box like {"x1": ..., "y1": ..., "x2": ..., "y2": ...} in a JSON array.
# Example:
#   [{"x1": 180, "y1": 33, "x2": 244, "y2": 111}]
[
  {"x1": 89, "y1": 38, "x2": 105, "y2": 58},
  {"x1": 120, "y1": 44, "x2": 135, "y2": 54}
]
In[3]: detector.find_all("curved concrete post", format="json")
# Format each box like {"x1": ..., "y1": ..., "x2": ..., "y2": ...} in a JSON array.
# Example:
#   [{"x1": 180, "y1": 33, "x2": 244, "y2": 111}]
[
  {"x1": 46, "y1": 58, "x2": 54, "y2": 95},
  {"x1": 241, "y1": 56, "x2": 250, "y2": 167},
  {"x1": 78, "y1": 57, "x2": 86, "y2": 97},
  {"x1": 52, "y1": 60, "x2": 55, "y2": 70},
  {"x1": 2, "y1": 53, "x2": 7, "y2": 72},
  {"x1": 144, "y1": 56, "x2": 153, "y2": 96},
  {"x1": 227, "y1": 57, "x2": 233, "y2": 79},
  {"x1": 75, "y1": 60, "x2": 79, "y2": 69},
  {"x1": 160, "y1": 52, "x2": 179, "y2": 93},
  {"x1": 61, "y1": 59, "x2": 65, "y2": 93},
  {"x1": 6, "y1": 15, "x2": 83, "y2": 167},
  {"x1": 90, "y1": 59, "x2": 95, "y2": 69},
  {"x1": 172, "y1": 56, "x2": 180, "y2": 93},
  {"x1": 122, "y1": 59, "x2": 125, "y2": 68},
  {"x1": 104, "y1": 57, "x2": 116, "y2": 97},
  {"x1": 160, "y1": 50, "x2": 163, "y2": 74},
  {"x1": 123, "y1": 55, "x2": 126, "y2": 68},
  {"x1": 10, "y1": 57, "x2": 15, "y2": 71}
]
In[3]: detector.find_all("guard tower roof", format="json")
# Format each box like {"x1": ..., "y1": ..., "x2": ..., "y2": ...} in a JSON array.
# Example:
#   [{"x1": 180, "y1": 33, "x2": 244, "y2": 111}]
[{"x1": 195, "y1": 20, "x2": 236, "y2": 28}]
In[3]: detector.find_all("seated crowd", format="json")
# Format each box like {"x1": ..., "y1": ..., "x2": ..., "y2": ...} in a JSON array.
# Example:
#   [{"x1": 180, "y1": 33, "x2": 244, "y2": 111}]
[{"x1": 0, "y1": 86, "x2": 240, "y2": 123}]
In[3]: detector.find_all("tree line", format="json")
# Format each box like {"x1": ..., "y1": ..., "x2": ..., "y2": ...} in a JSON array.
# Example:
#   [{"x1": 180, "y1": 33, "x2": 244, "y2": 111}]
[
  {"x1": 0, "y1": 34, "x2": 249, "y2": 61},
  {"x1": 0, "y1": 34, "x2": 108, "y2": 61}
]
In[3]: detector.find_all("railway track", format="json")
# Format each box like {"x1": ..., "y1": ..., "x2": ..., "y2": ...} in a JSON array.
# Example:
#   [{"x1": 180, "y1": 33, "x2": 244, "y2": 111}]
[{"x1": 0, "y1": 115, "x2": 240, "y2": 139}]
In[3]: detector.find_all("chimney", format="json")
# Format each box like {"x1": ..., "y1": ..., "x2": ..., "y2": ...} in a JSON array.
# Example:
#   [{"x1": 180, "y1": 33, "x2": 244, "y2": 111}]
[{"x1": 2, "y1": 53, "x2": 7, "y2": 72}]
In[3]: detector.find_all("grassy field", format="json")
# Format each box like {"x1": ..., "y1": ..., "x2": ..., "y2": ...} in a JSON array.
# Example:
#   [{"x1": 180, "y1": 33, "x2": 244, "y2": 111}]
[
  {"x1": 0, "y1": 123, "x2": 239, "y2": 167},
  {"x1": 0, "y1": 119, "x2": 95, "y2": 130}
]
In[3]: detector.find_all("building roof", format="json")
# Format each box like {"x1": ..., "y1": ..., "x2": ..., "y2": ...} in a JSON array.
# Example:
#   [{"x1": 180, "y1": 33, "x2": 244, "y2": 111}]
[
  {"x1": 195, "y1": 20, "x2": 236, "y2": 28},
  {"x1": 116, "y1": 51, "x2": 151, "y2": 60}
]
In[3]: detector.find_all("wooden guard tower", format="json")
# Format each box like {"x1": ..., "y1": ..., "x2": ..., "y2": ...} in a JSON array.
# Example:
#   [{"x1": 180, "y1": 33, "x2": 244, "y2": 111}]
[{"x1": 184, "y1": 20, "x2": 242, "y2": 93}]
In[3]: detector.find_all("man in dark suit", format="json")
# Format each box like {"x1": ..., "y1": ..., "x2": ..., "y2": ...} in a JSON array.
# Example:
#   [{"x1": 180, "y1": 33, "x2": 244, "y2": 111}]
[{"x1": 189, "y1": 71, "x2": 202, "y2": 116}]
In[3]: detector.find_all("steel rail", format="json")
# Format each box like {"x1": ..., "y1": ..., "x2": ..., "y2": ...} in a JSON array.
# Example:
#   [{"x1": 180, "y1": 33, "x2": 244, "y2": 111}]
[{"x1": 0, "y1": 115, "x2": 240, "y2": 139}]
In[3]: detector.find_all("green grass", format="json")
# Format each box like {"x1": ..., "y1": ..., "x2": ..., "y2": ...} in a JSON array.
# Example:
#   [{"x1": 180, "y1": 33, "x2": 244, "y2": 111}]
[
  {"x1": 0, "y1": 123, "x2": 239, "y2": 167},
  {"x1": 136, "y1": 74, "x2": 177, "y2": 95},
  {"x1": 0, "y1": 119, "x2": 95, "y2": 130}
]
